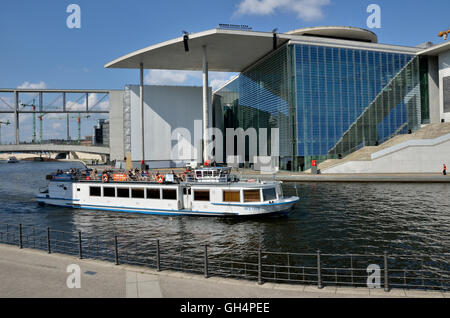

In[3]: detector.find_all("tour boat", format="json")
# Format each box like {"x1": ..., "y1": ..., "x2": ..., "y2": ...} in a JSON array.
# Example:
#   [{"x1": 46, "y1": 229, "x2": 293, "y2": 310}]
[
  {"x1": 36, "y1": 166, "x2": 299, "y2": 217},
  {"x1": 7, "y1": 156, "x2": 19, "y2": 163}
]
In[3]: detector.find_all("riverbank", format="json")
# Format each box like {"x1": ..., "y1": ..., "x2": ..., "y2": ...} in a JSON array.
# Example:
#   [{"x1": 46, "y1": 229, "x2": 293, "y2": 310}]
[
  {"x1": 239, "y1": 171, "x2": 450, "y2": 183},
  {"x1": 0, "y1": 244, "x2": 446, "y2": 298}
]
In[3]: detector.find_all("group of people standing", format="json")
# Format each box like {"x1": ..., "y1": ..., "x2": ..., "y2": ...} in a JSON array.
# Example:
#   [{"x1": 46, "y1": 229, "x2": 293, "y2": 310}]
[{"x1": 89, "y1": 167, "x2": 189, "y2": 183}]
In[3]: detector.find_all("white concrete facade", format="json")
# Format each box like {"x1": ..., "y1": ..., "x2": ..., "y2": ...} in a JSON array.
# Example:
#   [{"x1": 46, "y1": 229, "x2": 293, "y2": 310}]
[
  {"x1": 109, "y1": 90, "x2": 125, "y2": 161},
  {"x1": 127, "y1": 85, "x2": 211, "y2": 167}
]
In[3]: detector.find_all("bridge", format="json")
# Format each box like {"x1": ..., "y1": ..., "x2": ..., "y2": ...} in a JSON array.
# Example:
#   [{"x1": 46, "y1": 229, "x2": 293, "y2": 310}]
[
  {"x1": 0, "y1": 88, "x2": 121, "y2": 159},
  {"x1": 0, "y1": 144, "x2": 110, "y2": 155}
]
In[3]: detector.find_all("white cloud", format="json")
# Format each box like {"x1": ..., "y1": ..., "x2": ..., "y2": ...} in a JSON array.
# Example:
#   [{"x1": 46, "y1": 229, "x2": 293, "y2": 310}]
[
  {"x1": 234, "y1": 0, "x2": 331, "y2": 21},
  {"x1": 144, "y1": 70, "x2": 237, "y2": 91},
  {"x1": 66, "y1": 93, "x2": 109, "y2": 112},
  {"x1": 17, "y1": 81, "x2": 47, "y2": 89},
  {"x1": 210, "y1": 72, "x2": 238, "y2": 91},
  {"x1": 144, "y1": 70, "x2": 201, "y2": 85}
]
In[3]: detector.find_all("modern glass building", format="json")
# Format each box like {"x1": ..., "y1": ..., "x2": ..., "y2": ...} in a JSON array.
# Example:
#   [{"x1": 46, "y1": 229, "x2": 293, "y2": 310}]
[{"x1": 213, "y1": 27, "x2": 430, "y2": 171}]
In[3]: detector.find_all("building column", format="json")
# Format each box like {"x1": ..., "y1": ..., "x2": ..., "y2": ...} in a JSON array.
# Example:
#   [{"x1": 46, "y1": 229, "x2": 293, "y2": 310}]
[
  {"x1": 63, "y1": 93, "x2": 70, "y2": 141},
  {"x1": 14, "y1": 90, "x2": 19, "y2": 145},
  {"x1": 140, "y1": 62, "x2": 145, "y2": 162},
  {"x1": 202, "y1": 45, "x2": 209, "y2": 163}
]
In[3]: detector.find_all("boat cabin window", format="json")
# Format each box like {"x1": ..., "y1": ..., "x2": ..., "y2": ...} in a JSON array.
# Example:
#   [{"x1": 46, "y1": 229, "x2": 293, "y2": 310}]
[
  {"x1": 194, "y1": 190, "x2": 210, "y2": 201},
  {"x1": 243, "y1": 189, "x2": 261, "y2": 202},
  {"x1": 103, "y1": 187, "x2": 115, "y2": 197},
  {"x1": 162, "y1": 189, "x2": 177, "y2": 200},
  {"x1": 147, "y1": 188, "x2": 161, "y2": 199},
  {"x1": 204, "y1": 170, "x2": 212, "y2": 177},
  {"x1": 131, "y1": 188, "x2": 145, "y2": 199},
  {"x1": 263, "y1": 188, "x2": 277, "y2": 201},
  {"x1": 196, "y1": 171, "x2": 202, "y2": 178},
  {"x1": 223, "y1": 190, "x2": 240, "y2": 202},
  {"x1": 117, "y1": 188, "x2": 130, "y2": 198},
  {"x1": 89, "y1": 186, "x2": 101, "y2": 197}
]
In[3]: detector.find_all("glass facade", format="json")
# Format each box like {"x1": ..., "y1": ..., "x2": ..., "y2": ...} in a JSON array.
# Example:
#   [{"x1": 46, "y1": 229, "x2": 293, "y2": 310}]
[
  {"x1": 213, "y1": 45, "x2": 296, "y2": 170},
  {"x1": 213, "y1": 42, "x2": 427, "y2": 171}
]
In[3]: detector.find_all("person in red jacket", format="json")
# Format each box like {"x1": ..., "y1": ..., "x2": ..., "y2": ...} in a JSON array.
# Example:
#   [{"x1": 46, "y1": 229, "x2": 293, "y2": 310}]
[{"x1": 443, "y1": 164, "x2": 447, "y2": 176}]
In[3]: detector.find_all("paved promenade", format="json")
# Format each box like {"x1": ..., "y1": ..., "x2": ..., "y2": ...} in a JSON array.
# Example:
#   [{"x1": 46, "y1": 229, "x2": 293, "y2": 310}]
[
  {"x1": 0, "y1": 244, "x2": 447, "y2": 298},
  {"x1": 238, "y1": 170, "x2": 450, "y2": 183}
]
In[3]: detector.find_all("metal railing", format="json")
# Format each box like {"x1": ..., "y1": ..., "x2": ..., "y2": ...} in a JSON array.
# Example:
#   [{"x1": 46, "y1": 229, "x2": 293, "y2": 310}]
[{"x1": 0, "y1": 222, "x2": 448, "y2": 292}]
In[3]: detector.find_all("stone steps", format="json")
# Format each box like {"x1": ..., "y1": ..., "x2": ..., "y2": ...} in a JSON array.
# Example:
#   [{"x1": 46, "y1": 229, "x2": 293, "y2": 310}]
[{"x1": 316, "y1": 123, "x2": 450, "y2": 173}]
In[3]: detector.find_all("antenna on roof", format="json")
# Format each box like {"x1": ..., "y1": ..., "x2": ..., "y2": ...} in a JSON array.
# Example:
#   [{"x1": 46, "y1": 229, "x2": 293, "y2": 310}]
[
  {"x1": 272, "y1": 28, "x2": 278, "y2": 51},
  {"x1": 182, "y1": 31, "x2": 189, "y2": 52}
]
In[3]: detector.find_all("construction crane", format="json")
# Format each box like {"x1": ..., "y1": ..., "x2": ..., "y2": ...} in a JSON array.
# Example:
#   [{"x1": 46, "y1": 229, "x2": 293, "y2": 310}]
[
  {"x1": 438, "y1": 29, "x2": 450, "y2": 40},
  {"x1": 21, "y1": 98, "x2": 37, "y2": 143},
  {"x1": 48, "y1": 113, "x2": 93, "y2": 144},
  {"x1": 37, "y1": 113, "x2": 51, "y2": 144},
  {"x1": 0, "y1": 119, "x2": 11, "y2": 145},
  {"x1": 21, "y1": 93, "x2": 62, "y2": 144}
]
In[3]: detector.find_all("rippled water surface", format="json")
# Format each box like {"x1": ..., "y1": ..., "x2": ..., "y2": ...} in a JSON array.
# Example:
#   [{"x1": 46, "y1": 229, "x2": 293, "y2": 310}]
[{"x1": 0, "y1": 161, "x2": 449, "y2": 256}]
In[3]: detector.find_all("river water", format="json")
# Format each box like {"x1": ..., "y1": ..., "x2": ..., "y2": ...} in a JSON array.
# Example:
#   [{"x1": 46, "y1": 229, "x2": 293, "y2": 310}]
[{"x1": 0, "y1": 160, "x2": 448, "y2": 258}]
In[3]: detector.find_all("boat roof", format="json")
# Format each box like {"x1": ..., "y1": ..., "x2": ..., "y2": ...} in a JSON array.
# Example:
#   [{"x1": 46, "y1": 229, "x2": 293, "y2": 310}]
[{"x1": 76, "y1": 180, "x2": 278, "y2": 188}]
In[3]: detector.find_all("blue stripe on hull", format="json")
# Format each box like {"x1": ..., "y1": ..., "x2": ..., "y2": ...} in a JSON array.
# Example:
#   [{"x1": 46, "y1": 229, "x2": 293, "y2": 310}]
[{"x1": 36, "y1": 199, "x2": 291, "y2": 217}]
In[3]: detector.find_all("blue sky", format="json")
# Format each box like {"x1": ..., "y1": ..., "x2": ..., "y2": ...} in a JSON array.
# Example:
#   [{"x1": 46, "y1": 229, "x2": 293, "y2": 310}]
[
  {"x1": 0, "y1": 0, "x2": 448, "y2": 90},
  {"x1": 0, "y1": 0, "x2": 448, "y2": 143}
]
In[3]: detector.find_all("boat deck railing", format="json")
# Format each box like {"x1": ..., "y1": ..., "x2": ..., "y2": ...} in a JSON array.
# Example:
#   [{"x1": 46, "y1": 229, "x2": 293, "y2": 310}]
[
  {"x1": 0, "y1": 222, "x2": 448, "y2": 292},
  {"x1": 47, "y1": 171, "x2": 267, "y2": 186}
]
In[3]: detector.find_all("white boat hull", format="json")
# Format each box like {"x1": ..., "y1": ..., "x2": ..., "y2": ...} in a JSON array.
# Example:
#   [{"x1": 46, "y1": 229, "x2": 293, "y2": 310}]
[{"x1": 36, "y1": 180, "x2": 299, "y2": 217}]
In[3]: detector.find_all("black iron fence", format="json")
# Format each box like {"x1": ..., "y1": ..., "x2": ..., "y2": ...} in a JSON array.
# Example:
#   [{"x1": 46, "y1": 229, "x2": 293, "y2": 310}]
[{"x1": 0, "y1": 222, "x2": 448, "y2": 292}]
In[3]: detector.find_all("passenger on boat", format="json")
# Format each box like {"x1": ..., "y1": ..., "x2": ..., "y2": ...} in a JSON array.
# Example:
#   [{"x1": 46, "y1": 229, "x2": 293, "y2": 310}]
[
  {"x1": 91, "y1": 168, "x2": 98, "y2": 180},
  {"x1": 141, "y1": 170, "x2": 149, "y2": 181}
]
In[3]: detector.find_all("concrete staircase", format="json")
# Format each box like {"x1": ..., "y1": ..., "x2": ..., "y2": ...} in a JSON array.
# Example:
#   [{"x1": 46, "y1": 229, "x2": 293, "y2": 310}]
[{"x1": 316, "y1": 123, "x2": 450, "y2": 173}]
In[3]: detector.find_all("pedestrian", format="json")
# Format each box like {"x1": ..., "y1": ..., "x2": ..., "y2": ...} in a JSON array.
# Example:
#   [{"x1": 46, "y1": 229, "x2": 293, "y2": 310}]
[{"x1": 443, "y1": 164, "x2": 447, "y2": 176}]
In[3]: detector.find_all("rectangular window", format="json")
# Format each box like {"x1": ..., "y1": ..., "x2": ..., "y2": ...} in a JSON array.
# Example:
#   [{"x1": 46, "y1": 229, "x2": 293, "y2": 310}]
[
  {"x1": 182, "y1": 188, "x2": 191, "y2": 195},
  {"x1": 162, "y1": 189, "x2": 177, "y2": 200},
  {"x1": 194, "y1": 190, "x2": 210, "y2": 201},
  {"x1": 223, "y1": 190, "x2": 240, "y2": 202},
  {"x1": 90, "y1": 186, "x2": 101, "y2": 197},
  {"x1": 244, "y1": 190, "x2": 260, "y2": 202},
  {"x1": 131, "y1": 188, "x2": 145, "y2": 199},
  {"x1": 263, "y1": 188, "x2": 277, "y2": 201},
  {"x1": 117, "y1": 188, "x2": 130, "y2": 198},
  {"x1": 444, "y1": 76, "x2": 450, "y2": 113},
  {"x1": 147, "y1": 188, "x2": 160, "y2": 199},
  {"x1": 103, "y1": 187, "x2": 115, "y2": 197}
]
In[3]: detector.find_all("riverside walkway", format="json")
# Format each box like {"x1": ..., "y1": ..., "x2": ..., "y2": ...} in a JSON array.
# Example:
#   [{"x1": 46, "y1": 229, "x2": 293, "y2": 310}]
[
  {"x1": 0, "y1": 244, "x2": 447, "y2": 298},
  {"x1": 237, "y1": 170, "x2": 450, "y2": 183}
]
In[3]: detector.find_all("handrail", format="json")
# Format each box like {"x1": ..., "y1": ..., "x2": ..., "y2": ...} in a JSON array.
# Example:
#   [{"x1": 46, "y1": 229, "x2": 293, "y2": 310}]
[{"x1": 0, "y1": 221, "x2": 448, "y2": 292}]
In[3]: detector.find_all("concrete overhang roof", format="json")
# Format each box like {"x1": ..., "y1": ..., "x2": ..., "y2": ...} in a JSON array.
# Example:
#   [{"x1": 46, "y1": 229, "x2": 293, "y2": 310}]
[
  {"x1": 105, "y1": 28, "x2": 291, "y2": 72},
  {"x1": 417, "y1": 41, "x2": 450, "y2": 56},
  {"x1": 105, "y1": 27, "x2": 420, "y2": 72},
  {"x1": 285, "y1": 26, "x2": 378, "y2": 43}
]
